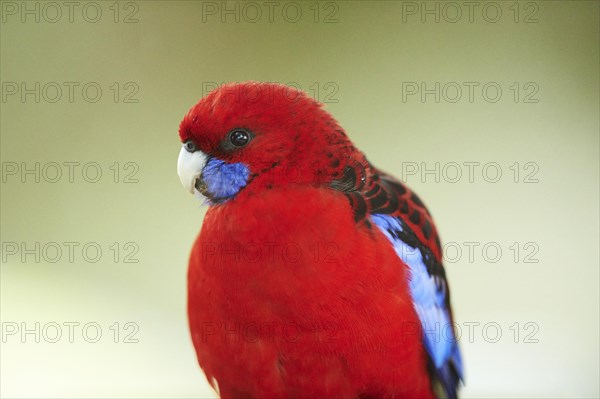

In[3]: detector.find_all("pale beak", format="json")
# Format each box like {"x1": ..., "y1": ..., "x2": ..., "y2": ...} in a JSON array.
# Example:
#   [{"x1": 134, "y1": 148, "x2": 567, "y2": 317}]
[{"x1": 177, "y1": 146, "x2": 207, "y2": 194}]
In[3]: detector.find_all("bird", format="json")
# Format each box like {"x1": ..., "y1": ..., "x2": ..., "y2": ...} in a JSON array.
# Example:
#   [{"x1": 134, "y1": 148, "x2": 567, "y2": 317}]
[{"x1": 177, "y1": 82, "x2": 463, "y2": 399}]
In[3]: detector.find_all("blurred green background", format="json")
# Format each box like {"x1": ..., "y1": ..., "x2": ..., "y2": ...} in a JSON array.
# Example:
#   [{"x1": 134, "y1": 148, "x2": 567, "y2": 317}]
[{"x1": 1, "y1": 1, "x2": 598, "y2": 397}]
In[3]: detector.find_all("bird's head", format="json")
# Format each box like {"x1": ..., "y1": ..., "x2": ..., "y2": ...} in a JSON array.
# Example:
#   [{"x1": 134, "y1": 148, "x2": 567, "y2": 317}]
[{"x1": 177, "y1": 82, "x2": 360, "y2": 204}]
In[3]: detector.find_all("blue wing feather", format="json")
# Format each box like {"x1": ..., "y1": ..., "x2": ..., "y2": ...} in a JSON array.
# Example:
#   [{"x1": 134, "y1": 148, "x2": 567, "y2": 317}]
[
  {"x1": 328, "y1": 161, "x2": 463, "y2": 396},
  {"x1": 371, "y1": 214, "x2": 463, "y2": 398}
]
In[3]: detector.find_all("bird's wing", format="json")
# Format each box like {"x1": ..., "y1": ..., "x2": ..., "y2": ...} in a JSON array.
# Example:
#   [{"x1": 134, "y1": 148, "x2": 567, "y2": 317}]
[{"x1": 330, "y1": 162, "x2": 463, "y2": 398}]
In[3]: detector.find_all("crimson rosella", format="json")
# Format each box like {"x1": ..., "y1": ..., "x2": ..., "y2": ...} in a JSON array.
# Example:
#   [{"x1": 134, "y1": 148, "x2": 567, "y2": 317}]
[{"x1": 177, "y1": 82, "x2": 463, "y2": 399}]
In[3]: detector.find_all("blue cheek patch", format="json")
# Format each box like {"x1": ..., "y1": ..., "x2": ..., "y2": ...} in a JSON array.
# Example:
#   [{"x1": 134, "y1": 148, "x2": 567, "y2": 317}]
[{"x1": 201, "y1": 157, "x2": 250, "y2": 203}]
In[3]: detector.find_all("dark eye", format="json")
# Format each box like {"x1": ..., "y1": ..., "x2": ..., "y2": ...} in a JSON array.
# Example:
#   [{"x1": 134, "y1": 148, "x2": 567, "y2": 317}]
[
  {"x1": 229, "y1": 129, "x2": 251, "y2": 148},
  {"x1": 184, "y1": 140, "x2": 197, "y2": 153}
]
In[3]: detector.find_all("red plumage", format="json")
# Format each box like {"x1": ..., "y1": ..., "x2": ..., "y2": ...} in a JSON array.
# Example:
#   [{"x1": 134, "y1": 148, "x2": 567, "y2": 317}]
[{"x1": 179, "y1": 82, "x2": 458, "y2": 398}]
